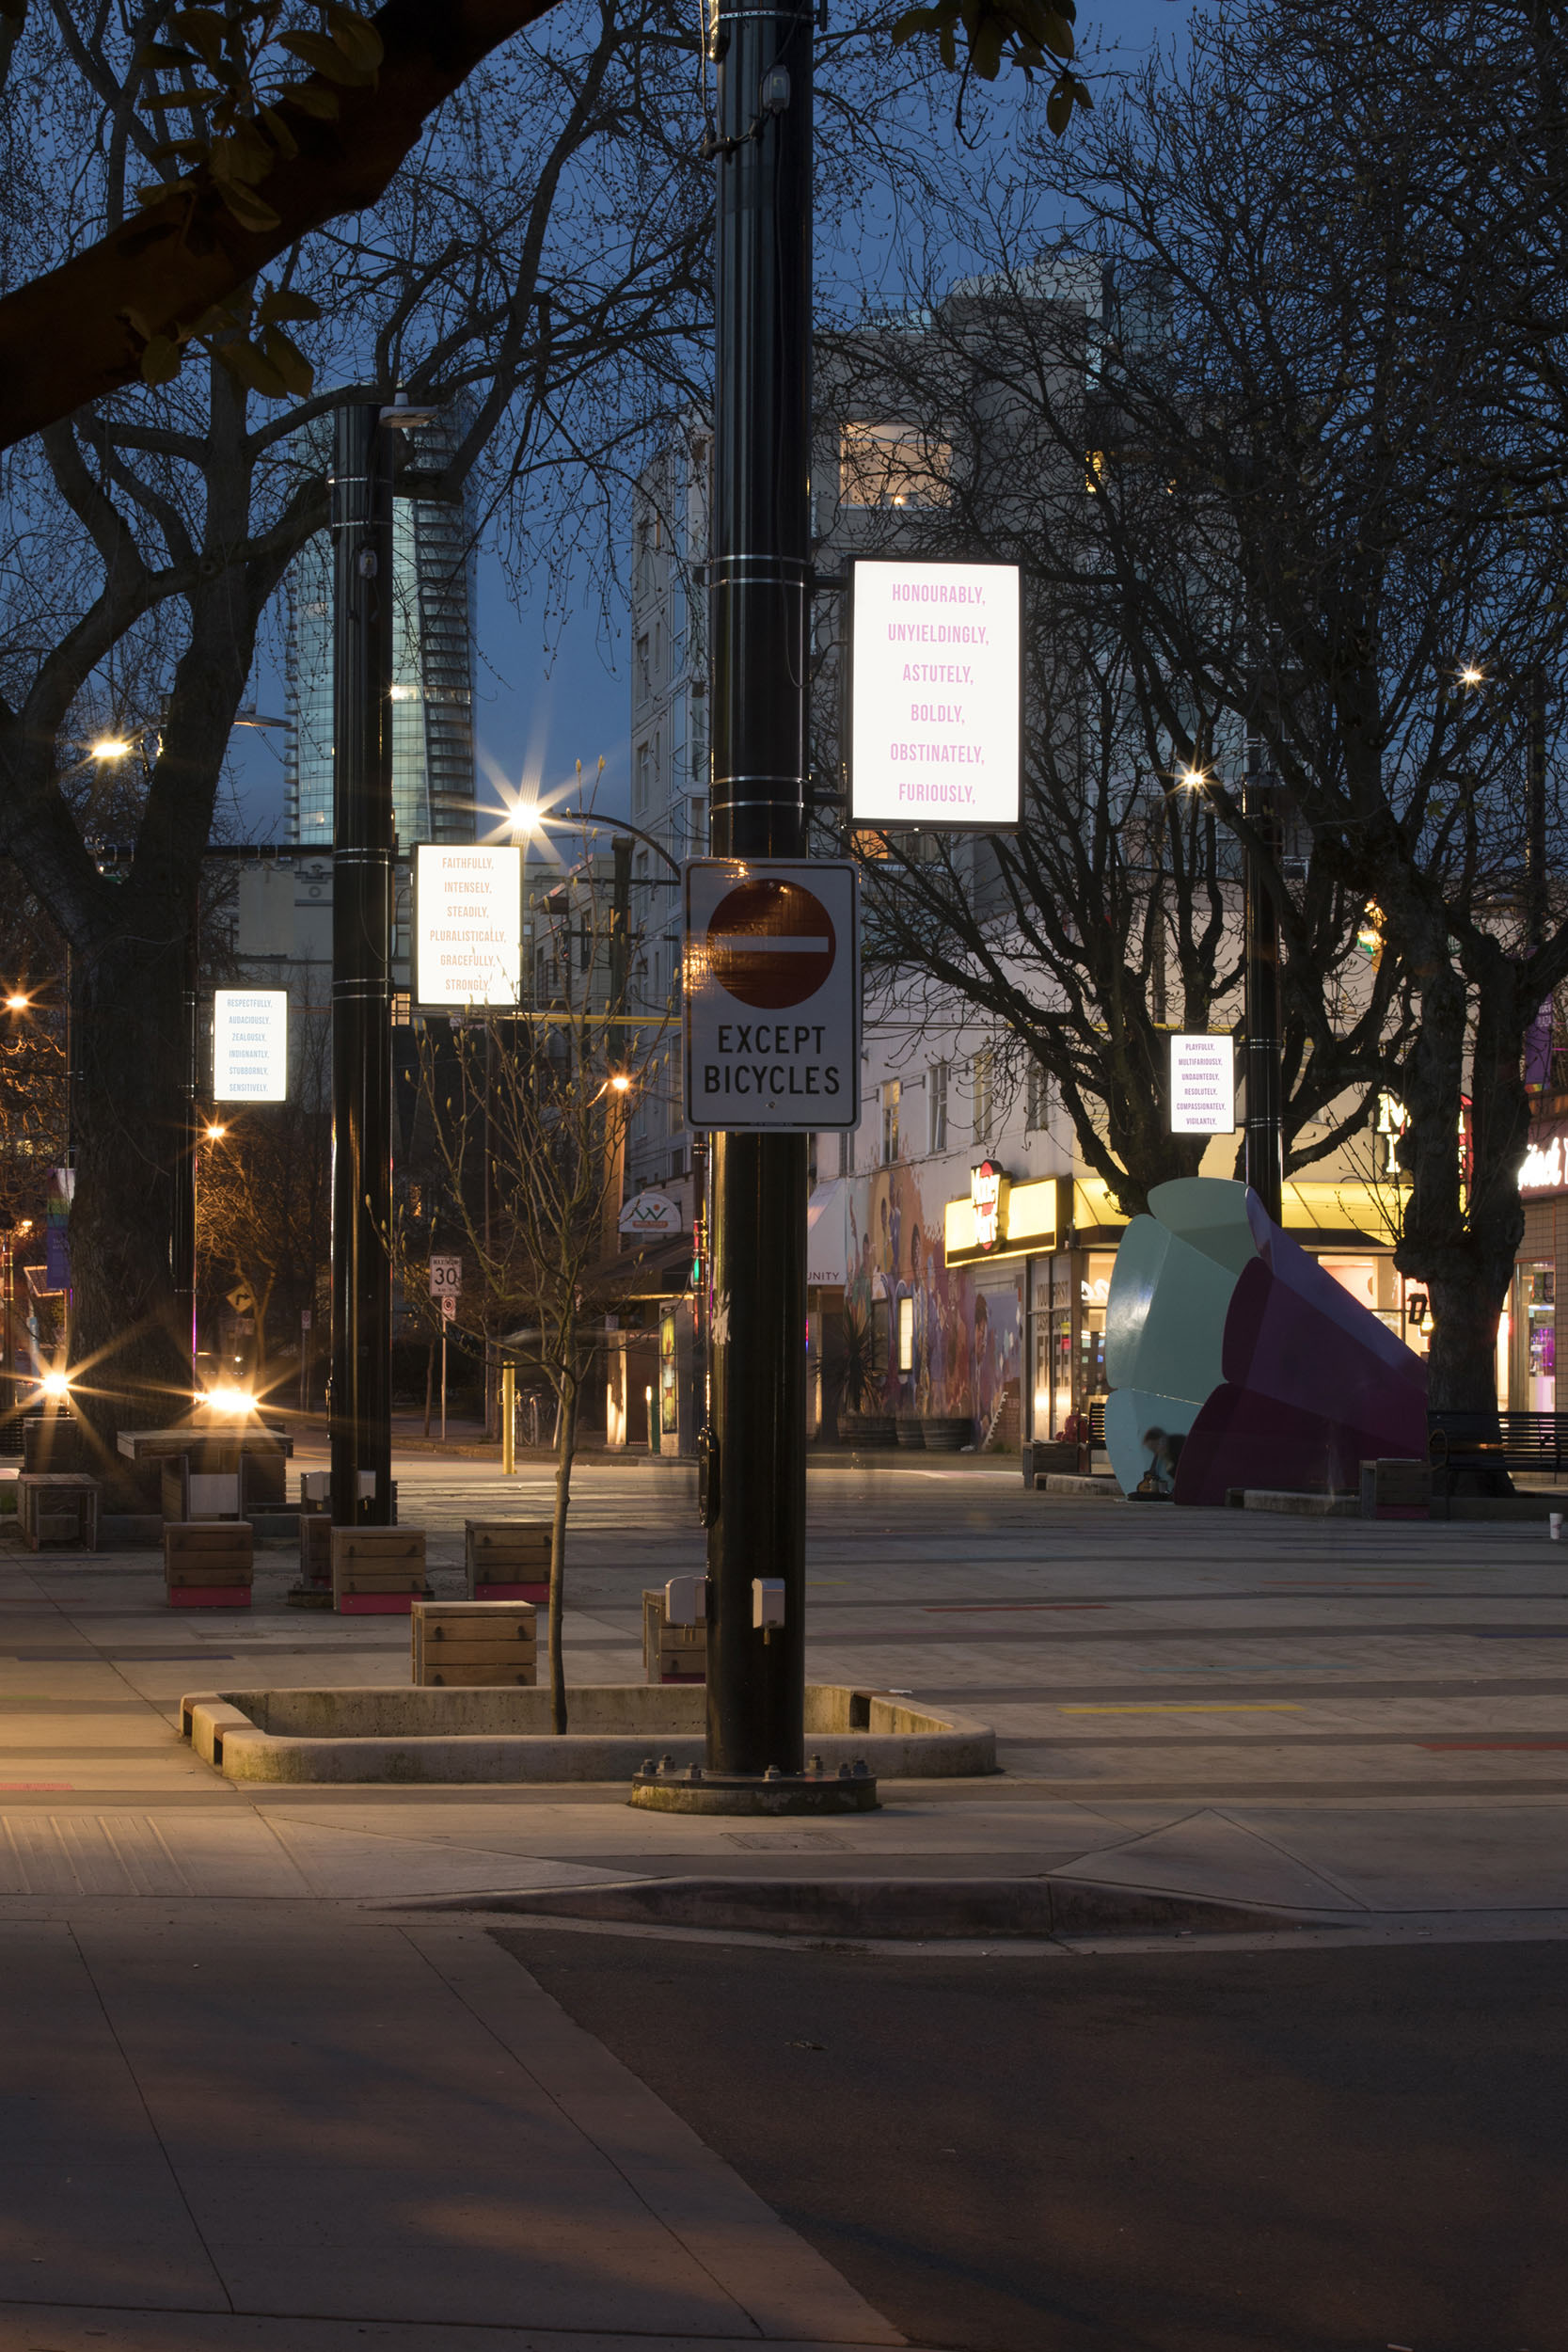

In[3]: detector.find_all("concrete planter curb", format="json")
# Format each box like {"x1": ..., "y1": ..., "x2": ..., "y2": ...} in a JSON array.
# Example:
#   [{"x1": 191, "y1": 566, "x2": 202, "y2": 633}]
[{"x1": 180, "y1": 1683, "x2": 996, "y2": 1784}]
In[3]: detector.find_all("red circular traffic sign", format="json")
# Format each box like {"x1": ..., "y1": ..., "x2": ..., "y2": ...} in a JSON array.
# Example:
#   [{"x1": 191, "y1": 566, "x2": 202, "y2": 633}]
[{"x1": 706, "y1": 878, "x2": 836, "y2": 1009}]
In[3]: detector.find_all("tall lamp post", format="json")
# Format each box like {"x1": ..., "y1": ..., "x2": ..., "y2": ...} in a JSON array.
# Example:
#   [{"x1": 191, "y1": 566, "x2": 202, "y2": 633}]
[
  {"x1": 702, "y1": 0, "x2": 815, "y2": 1779},
  {"x1": 329, "y1": 400, "x2": 395, "y2": 1530}
]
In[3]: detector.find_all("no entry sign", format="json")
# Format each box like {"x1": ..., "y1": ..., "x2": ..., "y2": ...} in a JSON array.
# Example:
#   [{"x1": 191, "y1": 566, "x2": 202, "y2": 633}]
[{"x1": 684, "y1": 860, "x2": 860, "y2": 1132}]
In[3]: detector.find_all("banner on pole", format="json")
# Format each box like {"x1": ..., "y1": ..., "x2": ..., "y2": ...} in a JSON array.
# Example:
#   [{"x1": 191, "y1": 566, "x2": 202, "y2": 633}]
[
  {"x1": 848, "y1": 558, "x2": 1022, "y2": 832},
  {"x1": 214, "y1": 990, "x2": 288, "y2": 1101},
  {"x1": 415, "y1": 844, "x2": 521, "y2": 1008},
  {"x1": 1169, "y1": 1034, "x2": 1236, "y2": 1134}
]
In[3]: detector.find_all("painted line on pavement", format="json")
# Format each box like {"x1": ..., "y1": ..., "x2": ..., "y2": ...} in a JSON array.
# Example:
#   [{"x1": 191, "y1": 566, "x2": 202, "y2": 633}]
[{"x1": 1059, "y1": 1702, "x2": 1303, "y2": 1715}]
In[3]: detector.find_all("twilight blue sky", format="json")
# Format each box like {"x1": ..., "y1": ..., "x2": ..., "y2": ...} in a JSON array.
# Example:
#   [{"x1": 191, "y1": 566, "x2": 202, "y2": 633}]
[{"x1": 226, "y1": 0, "x2": 1194, "y2": 845}]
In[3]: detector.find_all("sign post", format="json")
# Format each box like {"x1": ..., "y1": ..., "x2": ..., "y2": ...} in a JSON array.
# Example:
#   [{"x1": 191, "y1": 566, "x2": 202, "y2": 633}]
[
  {"x1": 673, "y1": 0, "x2": 822, "y2": 1803},
  {"x1": 430, "y1": 1259, "x2": 461, "y2": 1445}
]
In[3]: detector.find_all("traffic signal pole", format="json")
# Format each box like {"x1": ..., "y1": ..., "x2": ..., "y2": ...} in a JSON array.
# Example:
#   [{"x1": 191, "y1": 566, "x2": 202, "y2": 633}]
[
  {"x1": 704, "y1": 0, "x2": 814, "y2": 1776},
  {"x1": 329, "y1": 402, "x2": 394, "y2": 1530}
]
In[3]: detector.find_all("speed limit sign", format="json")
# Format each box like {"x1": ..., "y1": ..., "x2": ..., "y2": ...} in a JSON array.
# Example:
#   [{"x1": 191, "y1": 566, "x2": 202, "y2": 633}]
[{"x1": 429, "y1": 1255, "x2": 462, "y2": 1298}]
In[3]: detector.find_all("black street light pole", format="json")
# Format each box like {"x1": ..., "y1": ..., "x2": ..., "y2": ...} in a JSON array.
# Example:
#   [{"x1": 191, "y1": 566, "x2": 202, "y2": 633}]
[
  {"x1": 1243, "y1": 729, "x2": 1284, "y2": 1225},
  {"x1": 704, "y1": 0, "x2": 814, "y2": 1775},
  {"x1": 329, "y1": 402, "x2": 394, "y2": 1529}
]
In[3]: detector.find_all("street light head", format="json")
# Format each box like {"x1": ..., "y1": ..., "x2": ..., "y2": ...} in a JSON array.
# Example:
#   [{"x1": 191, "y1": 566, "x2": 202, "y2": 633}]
[
  {"x1": 204, "y1": 1122, "x2": 227, "y2": 1142},
  {"x1": 610, "y1": 1073, "x2": 632, "y2": 1093},
  {"x1": 509, "y1": 800, "x2": 542, "y2": 837},
  {"x1": 39, "y1": 1370, "x2": 70, "y2": 1400},
  {"x1": 89, "y1": 735, "x2": 133, "y2": 761},
  {"x1": 205, "y1": 1383, "x2": 252, "y2": 1416},
  {"x1": 1459, "y1": 663, "x2": 1485, "y2": 688},
  {"x1": 5, "y1": 993, "x2": 27, "y2": 1012},
  {"x1": 1177, "y1": 765, "x2": 1209, "y2": 792}
]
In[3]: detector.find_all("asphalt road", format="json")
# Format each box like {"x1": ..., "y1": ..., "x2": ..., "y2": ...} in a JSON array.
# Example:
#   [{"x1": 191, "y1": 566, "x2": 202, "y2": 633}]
[{"x1": 502, "y1": 1928, "x2": 1568, "y2": 2352}]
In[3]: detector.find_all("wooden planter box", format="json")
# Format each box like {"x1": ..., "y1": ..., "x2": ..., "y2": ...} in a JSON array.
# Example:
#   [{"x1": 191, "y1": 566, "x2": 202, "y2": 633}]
[
  {"x1": 332, "y1": 1527, "x2": 427, "y2": 1614},
  {"x1": 465, "y1": 1520, "x2": 551, "y2": 1602},
  {"x1": 165, "y1": 1519, "x2": 253, "y2": 1608},
  {"x1": 412, "y1": 1599, "x2": 538, "y2": 1687}
]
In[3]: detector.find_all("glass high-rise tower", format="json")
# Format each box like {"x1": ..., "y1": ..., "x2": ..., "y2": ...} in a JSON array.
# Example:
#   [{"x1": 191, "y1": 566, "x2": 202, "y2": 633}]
[{"x1": 284, "y1": 411, "x2": 479, "y2": 848}]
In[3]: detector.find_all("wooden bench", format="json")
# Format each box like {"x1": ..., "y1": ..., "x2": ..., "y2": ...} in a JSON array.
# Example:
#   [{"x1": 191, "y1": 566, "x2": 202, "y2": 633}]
[
  {"x1": 1429, "y1": 1410, "x2": 1568, "y2": 1491},
  {"x1": 466, "y1": 1520, "x2": 550, "y2": 1601},
  {"x1": 412, "y1": 1598, "x2": 537, "y2": 1687},
  {"x1": 18, "y1": 1472, "x2": 99, "y2": 1552},
  {"x1": 332, "y1": 1526, "x2": 426, "y2": 1614},
  {"x1": 165, "y1": 1520, "x2": 253, "y2": 1608},
  {"x1": 642, "y1": 1587, "x2": 706, "y2": 1685}
]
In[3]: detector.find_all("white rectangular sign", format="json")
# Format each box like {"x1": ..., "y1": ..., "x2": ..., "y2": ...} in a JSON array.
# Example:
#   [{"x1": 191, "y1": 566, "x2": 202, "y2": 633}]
[
  {"x1": 684, "y1": 860, "x2": 860, "y2": 1132},
  {"x1": 849, "y1": 558, "x2": 1022, "y2": 831},
  {"x1": 428, "y1": 1255, "x2": 462, "y2": 1296},
  {"x1": 213, "y1": 990, "x2": 288, "y2": 1102},
  {"x1": 415, "y1": 843, "x2": 521, "y2": 1008},
  {"x1": 1169, "y1": 1033, "x2": 1236, "y2": 1134}
]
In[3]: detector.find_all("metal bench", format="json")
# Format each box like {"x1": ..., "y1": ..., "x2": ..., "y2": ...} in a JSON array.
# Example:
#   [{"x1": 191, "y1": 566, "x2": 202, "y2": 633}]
[{"x1": 1428, "y1": 1409, "x2": 1568, "y2": 1490}]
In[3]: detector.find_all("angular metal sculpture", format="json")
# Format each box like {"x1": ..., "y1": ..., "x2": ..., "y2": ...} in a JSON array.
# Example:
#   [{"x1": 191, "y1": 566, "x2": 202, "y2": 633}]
[{"x1": 1104, "y1": 1178, "x2": 1426, "y2": 1502}]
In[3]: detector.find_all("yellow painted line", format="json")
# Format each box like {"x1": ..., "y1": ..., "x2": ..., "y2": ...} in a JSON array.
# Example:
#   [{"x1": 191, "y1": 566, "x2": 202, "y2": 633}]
[{"x1": 1059, "y1": 1703, "x2": 1303, "y2": 1715}]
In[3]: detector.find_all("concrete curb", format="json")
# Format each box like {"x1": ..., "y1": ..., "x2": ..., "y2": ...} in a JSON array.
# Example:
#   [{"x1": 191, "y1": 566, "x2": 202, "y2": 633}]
[
  {"x1": 180, "y1": 1687, "x2": 997, "y2": 1785},
  {"x1": 409, "y1": 1873, "x2": 1325, "y2": 1939}
]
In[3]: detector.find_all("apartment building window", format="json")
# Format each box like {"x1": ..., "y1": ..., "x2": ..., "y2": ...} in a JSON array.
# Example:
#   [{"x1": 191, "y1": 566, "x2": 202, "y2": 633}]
[
  {"x1": 688, "y1": 795, "x2": 706, "y2": 850},
  {"x1": 635, "y1": 632, "x2": 651, "y2": 703},
  {"x1": 1026, "y1": 1062, "x2": 1048, "y2": 1131},
  {"x1": 973, "y1": 1047, "x2": 994, "y2": 1146},
  {"x1": 839, "y1": 421, "x2": 951, "y2": 510},
  {"x1": 880, "y1": 1077, "x2": 900, "y2": 1165},
  {"x1": 634, "y1": 741, "x2": 651, "y2": 815},
  {"x1": 635, "y1": 517, "x2": 653, "y2": 592},
  {"x1": 927, "y1": 1058, "x2": 948, "y2": 1153}
]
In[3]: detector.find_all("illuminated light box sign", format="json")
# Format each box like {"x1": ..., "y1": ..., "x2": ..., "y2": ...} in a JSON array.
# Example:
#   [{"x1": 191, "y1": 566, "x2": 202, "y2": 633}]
[
  {"x1": 416, "y1": 844, "x2": 521, "y2": 1008},
  {"x1": 849, "y1": 558, "x2": 1022, "y2": 831},
  {"x1": 1169, "y1": 1033, "x2": 1236, "y2": 1135},
  {"x1": 213, "y1": 990, "x2": 288, "y2": 1102}
]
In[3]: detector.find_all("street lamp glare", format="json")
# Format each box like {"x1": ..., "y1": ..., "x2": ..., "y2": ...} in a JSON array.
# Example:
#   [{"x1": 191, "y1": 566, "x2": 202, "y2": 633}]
[
  {"x1": 1177, "y1": 765, "x2": 1209, "y2": 792},
  {"x1": 5, "y1": 993, "x2": 27, "y2": 1012},
  {"x1": 1459, "y1": 663, "x2": 1485, "y2": 687},
  {"x1": 610, "y1": 1073, "x2": 632, "y2": 1093},
  {"x1": 90, "y1": 735, "x2": 134, "y2": 760},
  {"x1": 510, "y1": 801, "x2": 542, "y2": 837},
  {"x1": 204, "y1": 1122, "x2": 227, "y2": 1141},
  {"x1": 39, "y1": 1370, "x2": 70, "y2": 1400}
]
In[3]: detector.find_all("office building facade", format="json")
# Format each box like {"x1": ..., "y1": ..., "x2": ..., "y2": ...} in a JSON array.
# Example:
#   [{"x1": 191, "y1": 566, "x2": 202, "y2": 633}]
[{"x1": 284, "y1": 412, "x2": 479, "y2": 850}]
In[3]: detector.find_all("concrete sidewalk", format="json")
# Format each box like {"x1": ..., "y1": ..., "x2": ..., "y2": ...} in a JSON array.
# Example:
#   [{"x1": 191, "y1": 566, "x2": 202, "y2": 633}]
[{"x1": 0, "y1": 1904, "x2": 904, "y2": 2350}]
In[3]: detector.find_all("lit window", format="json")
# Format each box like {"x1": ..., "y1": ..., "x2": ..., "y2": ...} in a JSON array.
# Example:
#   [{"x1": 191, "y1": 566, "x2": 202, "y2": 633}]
[
  {"x1": 897, "y1": 1292, "x2": 914, "y2": 1374},
  {"x1": 839, "y1": 422, "x2": 951, "y2": 510},
  {"x1": 880, "y1": 1078, "x2": 900, "y2": 1165},
  {"x1": 927, "y1": 1059, "x2": 948, "y2": 1154}
]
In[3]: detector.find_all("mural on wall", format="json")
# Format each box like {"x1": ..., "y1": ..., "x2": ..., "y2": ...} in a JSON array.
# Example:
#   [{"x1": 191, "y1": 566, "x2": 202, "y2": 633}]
[{"x1": 841, "y1": 1158, "x2": 1021, "y2": 1446}]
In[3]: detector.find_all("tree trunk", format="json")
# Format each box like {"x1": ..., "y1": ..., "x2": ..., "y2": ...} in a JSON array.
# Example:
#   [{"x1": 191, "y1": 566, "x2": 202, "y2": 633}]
[
  {"x1": 548, "y1": 1369, "x2": 578, "y2": 1735},
  {"x1": 423, "y1": 1339, "x2": 435, "y2": 1438},
  {"x1": 69, "y1": 917, "x2": 193, "y2": 1452}
]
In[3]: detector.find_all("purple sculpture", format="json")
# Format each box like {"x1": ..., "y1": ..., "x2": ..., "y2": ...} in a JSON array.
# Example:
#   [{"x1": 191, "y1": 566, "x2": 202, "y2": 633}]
[{"x1": 1171, "y1": 1191, "x2": 1426, "y2": 1504}]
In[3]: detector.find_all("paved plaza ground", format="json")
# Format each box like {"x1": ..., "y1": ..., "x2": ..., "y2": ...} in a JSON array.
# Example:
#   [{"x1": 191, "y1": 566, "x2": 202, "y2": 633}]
[{"x1": 0, "y1": 1448, "x2": 1565, "y2": 2347}]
